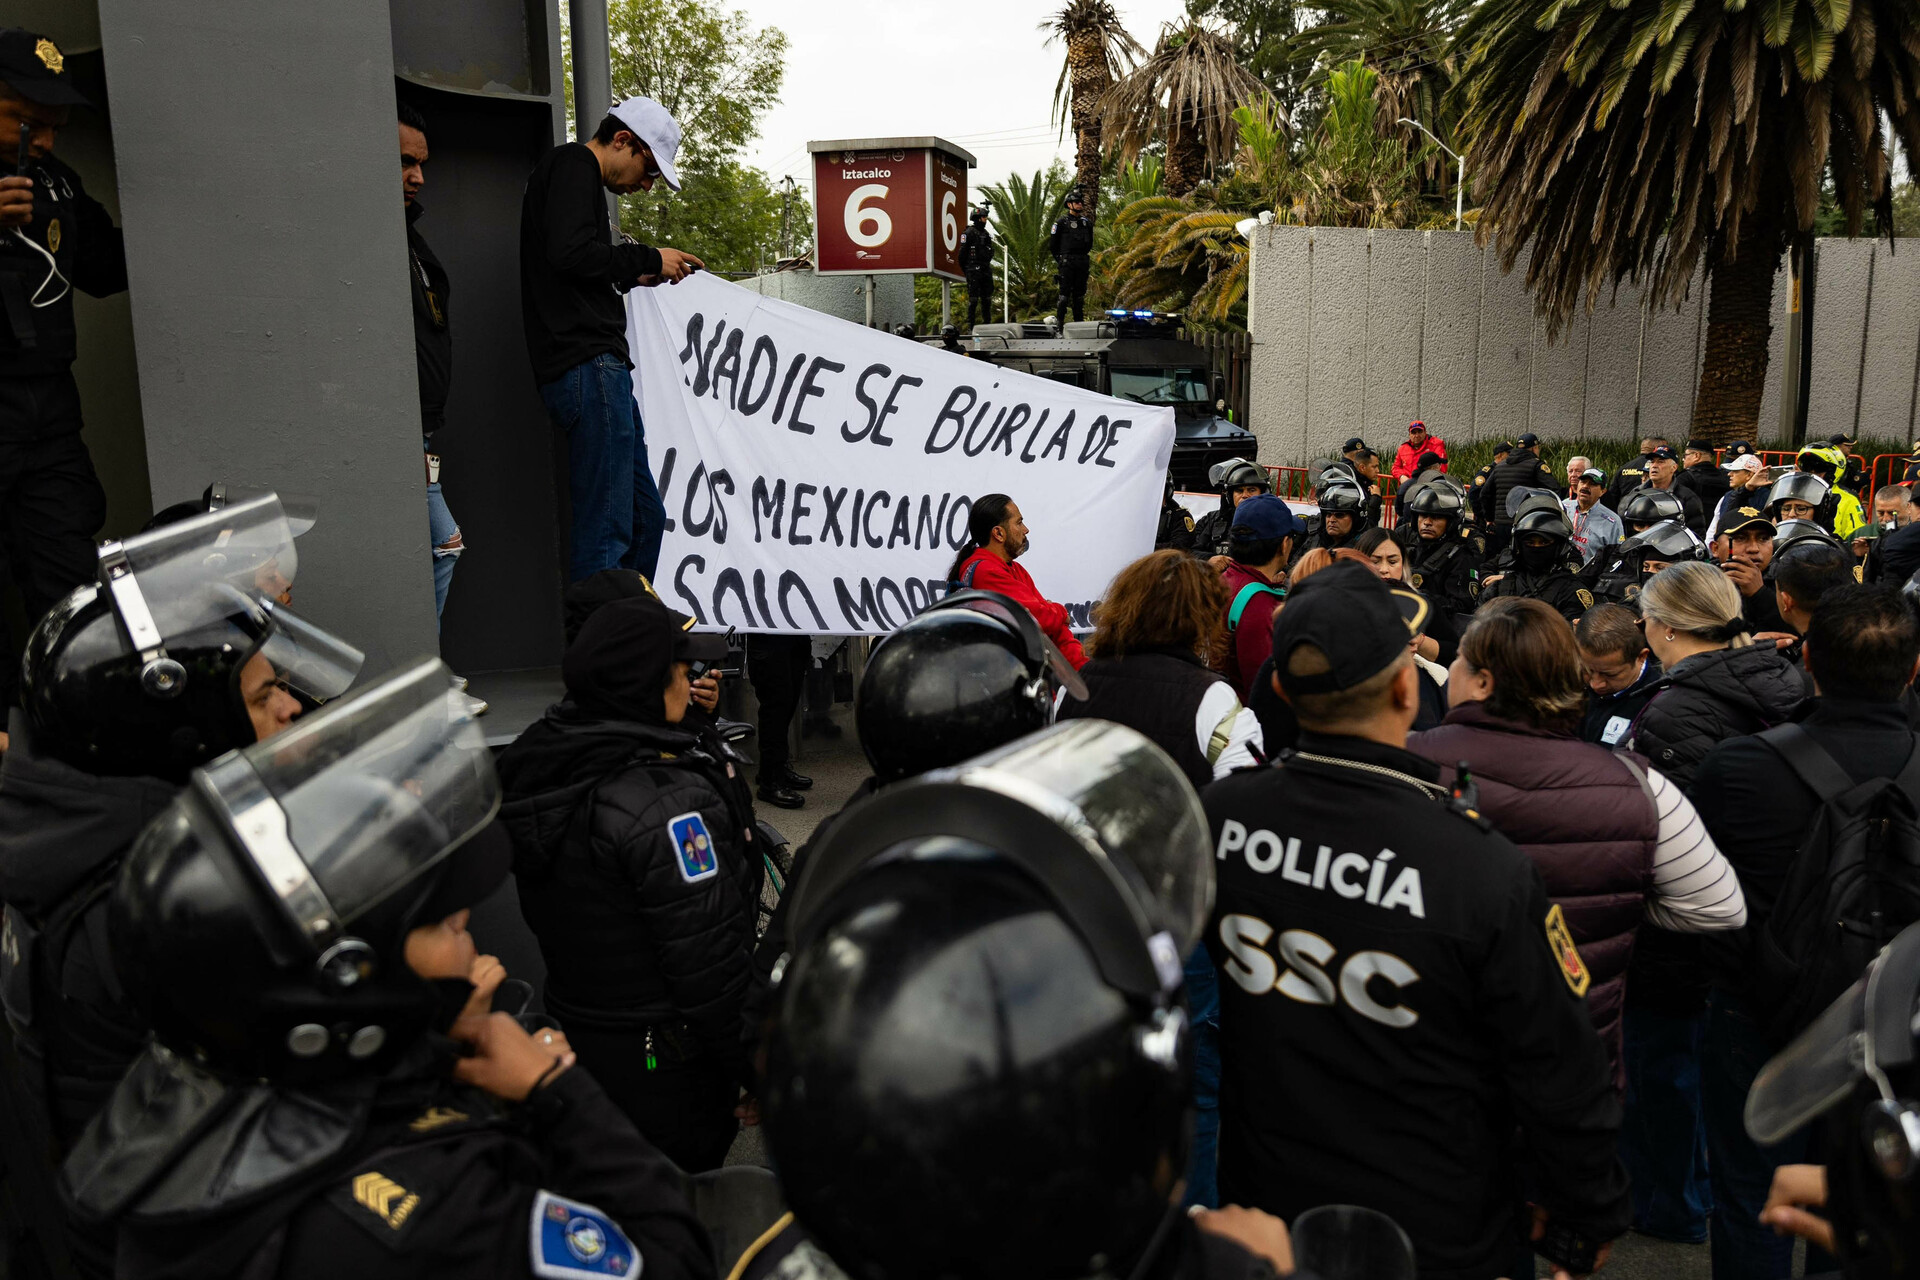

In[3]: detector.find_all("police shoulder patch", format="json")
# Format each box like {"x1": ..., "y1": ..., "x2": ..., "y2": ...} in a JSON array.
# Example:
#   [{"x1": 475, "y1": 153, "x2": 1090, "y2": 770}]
[
  {"x1": 530, "y1": 1190, "x2": 641, "y2": 1280},
  {"x1": 1575, "y1": 588, "x2": 1595, "y2": 609},
  {"x1": 668, "y1": 811, "x2": 719, "y2": 884},
  {"x1": 1545, "y1": 904, "x2": 1590, "y2": 997}
]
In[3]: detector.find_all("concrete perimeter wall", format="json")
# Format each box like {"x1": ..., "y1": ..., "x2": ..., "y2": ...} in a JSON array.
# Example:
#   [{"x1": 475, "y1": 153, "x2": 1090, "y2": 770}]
[{"x1": 1246, "y1": 225, "x2": 1920, "y2": 464}]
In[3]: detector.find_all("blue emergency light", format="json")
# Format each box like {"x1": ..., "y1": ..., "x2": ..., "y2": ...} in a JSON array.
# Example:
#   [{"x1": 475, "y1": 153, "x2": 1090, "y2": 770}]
[
  {"x1": 1106, "y1": 309, "x2": 1129, "y2": 317},
  {"x1": 1132, "y1": 310, "x2": 1155, "y2": 319}
]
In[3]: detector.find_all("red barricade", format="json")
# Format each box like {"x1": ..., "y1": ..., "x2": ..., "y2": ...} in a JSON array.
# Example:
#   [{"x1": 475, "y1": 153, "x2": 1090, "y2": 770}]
[{"x1": 1870, "y1": 453, "x2": 1914, "y2": 496}]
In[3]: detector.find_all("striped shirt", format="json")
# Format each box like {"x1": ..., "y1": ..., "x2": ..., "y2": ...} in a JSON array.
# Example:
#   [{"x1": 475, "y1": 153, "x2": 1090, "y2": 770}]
[{"x1": 1642, "y1": 766, "x2": 1747, "y2": 932}]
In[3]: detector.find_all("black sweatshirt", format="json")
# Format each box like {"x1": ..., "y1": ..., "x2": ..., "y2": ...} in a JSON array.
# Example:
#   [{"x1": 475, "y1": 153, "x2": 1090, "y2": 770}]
[{"x1": 518, "y1": 143, "x2": 663, "y2": 385}]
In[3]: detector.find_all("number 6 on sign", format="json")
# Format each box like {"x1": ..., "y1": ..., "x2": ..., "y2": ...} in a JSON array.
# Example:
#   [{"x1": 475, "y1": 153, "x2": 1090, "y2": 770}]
[
  {"x1": 845, "y1": 185, "x2": 893, "y2": 248},
  {"x1": 941, "y1": 190, "x2": 958, "y2": 251}
]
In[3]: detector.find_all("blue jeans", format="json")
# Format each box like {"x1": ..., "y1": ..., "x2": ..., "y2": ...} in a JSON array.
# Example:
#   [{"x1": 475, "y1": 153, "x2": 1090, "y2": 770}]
[
  {"x1": 539, "y1": 353, "x2": 665, "y2": 583},
  {"x1": 1703, "y1": 989, "x2": 1829, "y2": 1280},
  {"x1": 426, "y1": 448, "x2": 460, "y2": 623},
  {"x1": 1620, "y1": 1004, "x2": 1711, "y2": 1241},
  {"x1": 1182, "y1": 945, "x2": 1220, "y2": 1210}
]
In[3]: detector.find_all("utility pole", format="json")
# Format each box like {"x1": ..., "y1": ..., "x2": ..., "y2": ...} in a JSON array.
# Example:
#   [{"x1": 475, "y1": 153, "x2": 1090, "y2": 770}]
[
  {"x1": 570, "y1": 0, "x2": 614, "y2": 224},
  {"x1": 1003, "y1": 239, "x2": 1010, "y2": 324},
  {"x1": 778, "y1": 175, "x2": 795, "y2": 263},
  {"x1": 1397, "y1": 118, "x2": 1464, "y2": 232}
]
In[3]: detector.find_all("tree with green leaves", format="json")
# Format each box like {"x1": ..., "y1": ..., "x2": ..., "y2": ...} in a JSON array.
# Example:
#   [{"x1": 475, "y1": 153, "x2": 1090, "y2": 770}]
[
  {"x1": 1103, "y1": 22, "x2": 1271, "y2": 196},
  {"x1": 1285, "y1": 61, "x2": 1428, "y2": 226},
  {"x1": 595, "y1": 0, "x2": 802, "y2": 274},
  {"x1": 1187, "y1": 0, "x2": 1317, "y2": 127},
  {"x1": 1454, "y1": 0, "x2": 1920, "y2": 443},
  {"x1": 1043, "y1": 1, "x2": 1145, "y2": 216}
]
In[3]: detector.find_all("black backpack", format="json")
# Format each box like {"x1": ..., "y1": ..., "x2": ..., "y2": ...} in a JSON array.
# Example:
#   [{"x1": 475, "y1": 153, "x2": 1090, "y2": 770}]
[{"x1": 1751, "y1": 724, "x2": 1920, "y2": 1045}]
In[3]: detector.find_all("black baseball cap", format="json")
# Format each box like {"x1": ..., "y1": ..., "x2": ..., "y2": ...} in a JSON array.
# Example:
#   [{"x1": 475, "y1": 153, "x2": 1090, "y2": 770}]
[
  {"x1": 0, "y1": 31, "x2": 89, "y2": 106},
  {"x1": 1271, "y1": 563, "x2": 1428, "y2": 697},
  {"x1": 1648, "y1": 445, "x2": 1679, "y2": 461},
  {"x1": 1231, "y1": 494, "x2": 1304, "y2": 541},
  {"x1": 1342, "y1": 437, "x2": 1368, "y2": 454},
  {"x1": 562, "y1": 593, "x2": 728, "y2": 721},
  {"x1": 1492, "y1": 440, "x2": 1515, "y2": 454},
  {"x1": 1719, "y1": 505, "x2": 1776, "y2": 537},
  {"x1": 1517, "y1": 433, "x2": 1539, "y2": 448},
  {"x1": 1728, "y1": 440, "x2": 1755, "y2": 456}
]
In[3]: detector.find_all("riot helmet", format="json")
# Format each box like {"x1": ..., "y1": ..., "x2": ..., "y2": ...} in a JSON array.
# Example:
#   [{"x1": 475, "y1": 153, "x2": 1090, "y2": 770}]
[
  {"x1": 21, "y1": 495, "x2": 361, "y2": 782},
  {"x1": 1318, "y1": 480, "x2": 1366, "y2": 515},
  {"x1": 143, "y1": 483, "x2": 320, "y2": 541},
  {"x1": 1745, "y1": 922, "x2": 1920, "y2": 1275},
  {"x1": 105, "y1": 658, "x2": 504, "y2": 1085},
  {"x1": 1618, "y1": 486, "x2": 1685, "y2": 532},
  {"x1": 766, "y1": 720, "x2": 1209, "y2": 1280},
  {"x1": 1767, "y1": 471, "x2": 1832, "y2": 523},
  {"x1": 1774, "y1": 518, "x2": 1843, "y2": 558},
  {"x1": 1621, "y1": 519, "x2": 1709, "y2": 582},
  {"x1": 1208, "y1": 457, "x2": 1270, "y2": 496},
  {"x1": 1406, "y1": 479, "x2": 1464, "y2": 541},
  {"x1": 1511, "y1": 499, "x2": 1572, "y2": 574},
  {"x1": 855, "y1": 589, "x2": 1087, "y2": 783}
]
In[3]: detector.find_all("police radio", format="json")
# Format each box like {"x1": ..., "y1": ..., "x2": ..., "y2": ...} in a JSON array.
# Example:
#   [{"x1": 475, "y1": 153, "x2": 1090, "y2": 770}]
[{"x1": 1447, "y1": 761, "x2": 1492, "y2": 830}]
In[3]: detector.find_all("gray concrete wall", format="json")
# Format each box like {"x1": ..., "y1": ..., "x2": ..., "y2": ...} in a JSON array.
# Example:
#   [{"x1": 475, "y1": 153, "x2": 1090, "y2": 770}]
[
  {"x1": 1246, "y1": 225, "x2": 1920, "y2": 463},
  {"x1": 737, "y1": 269, "x2": 916, "y2": 329},
  {"x1": 96, "y1": 0, "x2": 437, "y2": 675}
]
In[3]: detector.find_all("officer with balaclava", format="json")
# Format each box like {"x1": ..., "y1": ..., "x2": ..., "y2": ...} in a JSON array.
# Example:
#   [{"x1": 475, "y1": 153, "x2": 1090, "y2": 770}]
[
  {"x1": 1398, "y1": 478, "x2": 1483, "y2": 619},
  {"x1": 741, "y1": 720, "x2": 1297, "y2": 1280},
  {"x1": 1049, "y1": 189, "x2": 1094, "y2": 327},
  {"x1": 958, "y1": 205, "x2": 995, "y2": 328},
  {"x1": 0, "y1": 495, "x2": 361, "y2": 1276},
  {"x1": 1479, "y1": 494, "x2": 1595, "y2": 622},
  {"x1": 1192, "y1": 458, "x2": 1272, "y2": 560},
  {"x1": 57, "y1": 660, "x2": 714, "y2": 1280}
]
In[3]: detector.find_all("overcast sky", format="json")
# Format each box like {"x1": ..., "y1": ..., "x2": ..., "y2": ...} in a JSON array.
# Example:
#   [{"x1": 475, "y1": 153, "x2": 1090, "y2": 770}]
[{"x1": 734, "y1": 0, "x2": 1192, "y2": 200}]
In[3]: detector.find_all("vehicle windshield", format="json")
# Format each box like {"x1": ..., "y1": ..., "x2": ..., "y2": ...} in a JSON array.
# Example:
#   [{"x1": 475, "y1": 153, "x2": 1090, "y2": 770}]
[{"x1": 1111, "y1": 367, "x2": 1210, "y2": 406}]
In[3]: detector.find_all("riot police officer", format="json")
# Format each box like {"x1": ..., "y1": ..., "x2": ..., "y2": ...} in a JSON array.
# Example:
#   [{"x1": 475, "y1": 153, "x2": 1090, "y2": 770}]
[
  {"x1": 0, "y1": 31, "x2": 129, "y2": 704},
  {"x1": 1617, "y1": 485, "x2": 1687, "y2": 538},
  {"x1": 1590, "y1": 517, "x2": 1712, "y2": 606},
  {"x1": 1192, "y1": 457, "x2": 1272, "y2": 558},
  {"x1": 1204, "y1": 563, "x2": 1629, "y2": 1279},
  {"x1": 1049, "y1": 189, "x2": 1094, "y2": 327},
  {"x1": 742, "y1": 720, "x2": 1291, "y2": 1280},
  {"x1": 1399, "y1": 478, "x2": 1483, "y2": 619},
  {"x1": 0, "y1": 496, "x2": 359, "y2": 1275},
  {"x1": 1479, "y1": 496, "x2": 1594, "y2": 622},
  {"x1": 958, "y1": 205, "x2": 994, "y2": 327},
  {"x1": 1300, "y1": 478, "x2": 1369, "y2": 553},
  {"x1": 56, "y1": 659, "x2": 715, "y2": 1280}
]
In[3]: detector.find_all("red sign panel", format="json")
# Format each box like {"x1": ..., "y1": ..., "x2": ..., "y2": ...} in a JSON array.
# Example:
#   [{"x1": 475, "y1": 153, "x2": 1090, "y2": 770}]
[{"x1": 812, "y1": 144, "x2": 968, "y2": 280}]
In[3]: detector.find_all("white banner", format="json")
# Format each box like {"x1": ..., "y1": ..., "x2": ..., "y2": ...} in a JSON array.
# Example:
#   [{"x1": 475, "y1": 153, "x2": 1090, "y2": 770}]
[{"x1": 626, "y1": 274, "x2": 1175, "y2": 635}]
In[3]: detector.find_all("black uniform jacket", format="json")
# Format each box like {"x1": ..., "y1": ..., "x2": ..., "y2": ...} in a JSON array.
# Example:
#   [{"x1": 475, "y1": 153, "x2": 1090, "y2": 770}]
[
  {"x1": 1202, "y1": 734, "x2": 1629, "y2": 1280},
  {"x1": 1478, "y1": 563, "x2": 1594, "y2": 623},
  {"x1": 0, "y1": 711, "x2": 174, "y2": 1148},
  {"x1": 62, "y1": 1042, "x2": 715, "y2": 1280},
  {"x1": 498, "y1": 706, "x2": 762, "y2": 1085},
  {"x1": 958, "y1": 224, "x2": 994, "y2": 274},
  {"x1": 1049, "y1": 213, "x2": 1094, "y2": 259},
  {"x1": 0, "y1": 152, "x2": 127, "y2": 378}
]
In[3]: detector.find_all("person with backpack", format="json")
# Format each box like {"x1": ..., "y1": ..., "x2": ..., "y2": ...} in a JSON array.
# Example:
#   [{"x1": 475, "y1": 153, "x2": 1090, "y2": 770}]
[
  {"x1": 1688, "y1": 584, "x2": 1920, "y2": 1280},
  {"x1": 1216, "y1": 495, "x2": 1301, "y2": 698}
]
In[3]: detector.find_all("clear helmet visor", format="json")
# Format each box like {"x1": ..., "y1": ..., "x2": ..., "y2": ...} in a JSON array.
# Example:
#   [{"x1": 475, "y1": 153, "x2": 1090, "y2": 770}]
[
  {"x1": 1767, "y1": 472, "x2": 1831, "y2": 511},
  {"x1": 1634, "y1": 519, "x2": 1706, "y2": 562},
  {"x1": 191, "y1": 658, "x2": 498, "y2": 949},
  {"x1": 1773, "y1": 519, "x2": 1841, "y2": 556},
  {"x1": 100, "y1": 493, "x2": 298, "y2": 646},
  {"x1": 928, "y1": 718, "x2": 1213, "y2": 951},
  {"x1": 206, "y1": 484, "x2": 319, "y2": 538},
  {"x1": 256, "y1": 603, "x2": 365, "y2": 703}
]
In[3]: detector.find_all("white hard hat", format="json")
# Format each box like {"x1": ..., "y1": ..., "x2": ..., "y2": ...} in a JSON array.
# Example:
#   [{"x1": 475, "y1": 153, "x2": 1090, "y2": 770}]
[{"x1": 606, "y1": 96, "x2": 682, "y2": 191}]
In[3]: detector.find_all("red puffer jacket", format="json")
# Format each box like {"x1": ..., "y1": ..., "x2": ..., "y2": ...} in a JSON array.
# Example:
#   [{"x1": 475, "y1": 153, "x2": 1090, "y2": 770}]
[{"x1": 952, "y1": 549, "x2": 1088, "y2": 668}]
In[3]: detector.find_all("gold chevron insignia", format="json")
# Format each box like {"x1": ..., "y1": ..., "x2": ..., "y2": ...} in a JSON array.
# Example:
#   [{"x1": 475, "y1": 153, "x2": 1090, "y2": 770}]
[
  {"x1": 408, "y1": 1106, "x2": 469, "y2": 1132},
  {"x1": 352, "y1": 1172, "x2": 421, "y2": 1229}
]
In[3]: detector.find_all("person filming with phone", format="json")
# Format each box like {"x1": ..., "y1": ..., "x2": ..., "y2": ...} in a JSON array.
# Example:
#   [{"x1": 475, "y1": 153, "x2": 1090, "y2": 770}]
[{"x1": 0, "y1": 31, "x2": 127, "y2": 712}]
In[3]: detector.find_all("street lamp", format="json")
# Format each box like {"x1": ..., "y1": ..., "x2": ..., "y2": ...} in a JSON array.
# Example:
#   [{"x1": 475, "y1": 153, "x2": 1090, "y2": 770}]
[{"x1": 1397, "y1": 117, "x2": 1464, "y2": 232}]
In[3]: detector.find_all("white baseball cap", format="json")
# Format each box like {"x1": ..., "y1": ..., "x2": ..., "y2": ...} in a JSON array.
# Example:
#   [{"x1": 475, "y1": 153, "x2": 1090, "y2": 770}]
[
  {"x1": 606, "y1": 96, "x2": 682, "y2": 191},
  {"x1": 1721, "y1": 453, "x2": 1763, "y2": 473}
]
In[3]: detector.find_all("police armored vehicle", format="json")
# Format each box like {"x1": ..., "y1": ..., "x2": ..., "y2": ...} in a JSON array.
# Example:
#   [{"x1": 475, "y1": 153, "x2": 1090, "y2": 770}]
[{"x1": 943, "y1": 309, "x2": 1257, "y2": 489}]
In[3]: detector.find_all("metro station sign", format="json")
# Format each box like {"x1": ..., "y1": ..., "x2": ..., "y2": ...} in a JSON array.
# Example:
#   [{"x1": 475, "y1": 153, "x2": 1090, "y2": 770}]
[{"x1": 809, "y1": 136, "x2": 976, "y2": 280}]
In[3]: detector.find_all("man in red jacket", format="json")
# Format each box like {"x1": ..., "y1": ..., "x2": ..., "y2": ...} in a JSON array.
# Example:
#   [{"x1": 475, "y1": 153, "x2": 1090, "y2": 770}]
[
  {"x1": 947, "y1": 494, "x2": 1088, "y2": 668},
  {"x1": 1391, "y1": 420, "x2": 1447, "y2": 483}
]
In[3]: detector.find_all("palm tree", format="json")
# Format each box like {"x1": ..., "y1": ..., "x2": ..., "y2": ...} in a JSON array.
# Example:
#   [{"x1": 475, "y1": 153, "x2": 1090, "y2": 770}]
[
  {"x1": 982, "y1": 165, "x2": 1076, "y2": 320},
  {"x1": 1103, "y1": 197, "x2": 1253, "y2": 326},
  {"x1": 1454, "y1": 0, "x2": 1920, "y2": 443},
  {"x1": 1043, "y1": 1, "x2": 1145, "y2": 216},
  {"x1": 1286, "y1": 0, "x2": 1468, "y2": 186},
  {"x1": 1102, "y1": 22, "x2": 1272, "y2": 197}
]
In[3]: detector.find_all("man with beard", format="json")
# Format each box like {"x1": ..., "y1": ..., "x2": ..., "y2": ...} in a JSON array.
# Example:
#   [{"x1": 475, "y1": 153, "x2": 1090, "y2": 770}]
[{"x1": 948, "y1": 493, "x2": 1086, "y2": 668}]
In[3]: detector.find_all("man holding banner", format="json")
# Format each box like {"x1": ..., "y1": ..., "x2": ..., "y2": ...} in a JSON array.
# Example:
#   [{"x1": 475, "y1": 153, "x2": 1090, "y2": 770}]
[{"x1": 948, "y1": 495, "x2": 1087, "y2": 669}]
